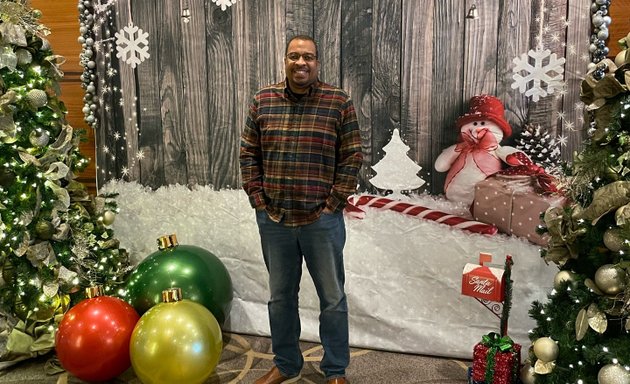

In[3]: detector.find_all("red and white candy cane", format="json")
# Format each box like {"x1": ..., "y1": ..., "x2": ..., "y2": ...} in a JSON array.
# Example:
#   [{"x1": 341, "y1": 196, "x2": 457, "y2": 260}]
[{"x1": 345, "y1": 195, "x2": 498, "y2": 235}]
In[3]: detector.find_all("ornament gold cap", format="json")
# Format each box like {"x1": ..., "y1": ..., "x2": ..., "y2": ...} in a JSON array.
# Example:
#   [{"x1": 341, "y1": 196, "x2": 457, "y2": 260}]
[
  {"x1": 162, "y1": 287, "x2": 183, "y2": 303},
  {"x1": 157, "y1": 234, "x2": 178, "y2": 250},
  {"x1": 85, "y1": 285, "x2": 103, "y2": 299}
]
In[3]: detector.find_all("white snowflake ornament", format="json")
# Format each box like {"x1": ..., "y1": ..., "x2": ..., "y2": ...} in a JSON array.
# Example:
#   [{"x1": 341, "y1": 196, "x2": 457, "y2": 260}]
[
  {"x1": 115, "y1": 23, "x2": 150, "y2": 69},
  {"x1": 511, "y1": 48, "x2": 565, "y2": 102},
  {"x1": 212, "y1": 0, "x2": 239, "y2": 11}
]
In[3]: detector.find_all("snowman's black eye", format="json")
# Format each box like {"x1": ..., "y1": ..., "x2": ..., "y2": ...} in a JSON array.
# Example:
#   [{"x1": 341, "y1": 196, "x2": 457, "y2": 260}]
[
  {"x1": 480, "y1": 121, "x2": 486, "y2": 126},
  {"x1": 473, "y1": 122, "x2": 478, "y2": 126}
]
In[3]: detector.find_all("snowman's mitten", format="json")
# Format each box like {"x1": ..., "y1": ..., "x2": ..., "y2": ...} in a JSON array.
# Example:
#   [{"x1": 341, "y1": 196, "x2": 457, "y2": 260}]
[{"x1": 505, "y1": 151, "x2": 530, "y2": 166}]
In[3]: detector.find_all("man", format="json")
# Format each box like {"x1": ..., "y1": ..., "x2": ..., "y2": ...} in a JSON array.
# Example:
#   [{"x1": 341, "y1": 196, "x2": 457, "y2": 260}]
[{"x1": 239, "y1": 35, "x2": 362, "y2": 384}]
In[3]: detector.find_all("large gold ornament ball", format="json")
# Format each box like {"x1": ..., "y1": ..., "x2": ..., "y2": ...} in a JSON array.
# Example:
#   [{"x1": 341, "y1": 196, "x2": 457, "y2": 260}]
[
  {"x1": 533, "y1": 337, "x2": 558, "y2": 363},
  {"x1": 102, "y1": 210, "x2": 116, "y2": 226},
  {"x1": 520, "y1": 364, "x2": 536, "y2": 384},
  {"x1": 595, "y1": 264, "x2": 627, "y2": 295},
  {"x1": 553, "y1": 270, "x2": 576, "y2": 289},
  {"x1": 598, "y1": 363, "x2": 630, "y2": 384},
  {"x1": 603, "y1": 228, "x2": 627, "y2": 252},
  {"x1": 130, "y1": 299, "x2": 223, "y2": 384}
]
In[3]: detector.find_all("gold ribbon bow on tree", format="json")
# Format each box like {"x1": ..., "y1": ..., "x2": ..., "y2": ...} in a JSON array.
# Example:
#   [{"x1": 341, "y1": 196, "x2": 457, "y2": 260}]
[{"x1": 580, "y1": 59, "x2": 629, "y2": 143}]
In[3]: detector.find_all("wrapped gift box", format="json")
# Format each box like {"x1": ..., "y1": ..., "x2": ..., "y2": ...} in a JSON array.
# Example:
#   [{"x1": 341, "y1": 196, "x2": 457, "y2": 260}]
[
  {"x1": 472, "y1": 175, "x2": 564, "y2": 245},
  {"x1": 461, "y1": 253, "x2": 505, "y2": 302},
  {"x1": 471, "y1": 333, "x2": 522, "y2": 384}
]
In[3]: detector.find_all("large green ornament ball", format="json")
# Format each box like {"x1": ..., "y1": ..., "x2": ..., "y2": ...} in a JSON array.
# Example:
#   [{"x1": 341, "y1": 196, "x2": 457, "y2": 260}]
[{"x1": 124, "y1": 241, "x2": 233, "y2": 325}]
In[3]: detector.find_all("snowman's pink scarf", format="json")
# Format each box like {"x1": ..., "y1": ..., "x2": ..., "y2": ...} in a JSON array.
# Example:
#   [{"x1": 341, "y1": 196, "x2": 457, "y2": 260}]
[{"x1": 444, "y1": 132, "x2": 501, "y2": 192}]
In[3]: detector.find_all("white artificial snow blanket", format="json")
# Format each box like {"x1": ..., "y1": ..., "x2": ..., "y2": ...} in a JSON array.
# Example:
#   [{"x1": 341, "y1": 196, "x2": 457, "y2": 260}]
[{"x1": 102, "y1": 181, "x2": 555, "y2": 359}]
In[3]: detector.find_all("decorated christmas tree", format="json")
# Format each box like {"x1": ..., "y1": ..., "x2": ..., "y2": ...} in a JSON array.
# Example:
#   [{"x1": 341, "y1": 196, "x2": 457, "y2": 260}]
[
  {"x1": 523, "y1": 40, "x2": 630, "y2": 383},
  {"x1": 0, "y1": 0, "x2": 131, "y2": 365}
]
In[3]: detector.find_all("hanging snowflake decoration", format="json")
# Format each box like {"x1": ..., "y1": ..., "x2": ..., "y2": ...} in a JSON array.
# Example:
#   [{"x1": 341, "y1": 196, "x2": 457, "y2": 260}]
[
  {"x1": 115, "y1": 23, "x2": 150, "y2": 68},
  {"x1": 211, "y1": 0, "x2": 239, "y2": 11},
  {"x1": 511, "y1": 48, "x2": 565, "y2": 102}
]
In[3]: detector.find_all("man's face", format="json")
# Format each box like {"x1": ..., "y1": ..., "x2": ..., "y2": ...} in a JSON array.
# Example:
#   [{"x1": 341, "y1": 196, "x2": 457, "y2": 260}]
[{"x1": 284, "y1": 39, "x2": 319, "y2": 94}]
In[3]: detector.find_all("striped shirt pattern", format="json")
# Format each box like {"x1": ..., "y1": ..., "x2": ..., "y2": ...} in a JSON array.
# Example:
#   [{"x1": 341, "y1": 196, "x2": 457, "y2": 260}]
[{"x1": 240, "y1": 80, "x2": 363, "y2": 226}]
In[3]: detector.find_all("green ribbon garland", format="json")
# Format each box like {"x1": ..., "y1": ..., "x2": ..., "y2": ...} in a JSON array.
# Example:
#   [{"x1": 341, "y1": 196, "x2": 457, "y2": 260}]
[{"x1": 481, "y1": 332, "x2": 515, "y2": 383}]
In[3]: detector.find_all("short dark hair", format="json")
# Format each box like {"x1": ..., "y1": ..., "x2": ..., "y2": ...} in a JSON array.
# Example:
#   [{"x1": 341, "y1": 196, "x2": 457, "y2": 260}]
[{"x1": 285, "y1": 35, "x2": 318, "y2": 58}]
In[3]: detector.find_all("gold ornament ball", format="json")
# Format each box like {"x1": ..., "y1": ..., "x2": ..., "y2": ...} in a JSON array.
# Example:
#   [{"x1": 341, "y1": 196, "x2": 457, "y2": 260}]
[
  {"x1": 598, "y1": 363, "x2": 630, "y2": 384},
  {"x1": 520, "y1": 364, "x2": 536, "y2": 384},
  {"x1": 35, "y1": 220, "x2": 54, "y2": 240},
  {"x1": 553, "y1": 270, "x2": 576, "y2": 289},
  {"x1": 102, "y1": 211, "x2": 116, "y2": 226},
  {"x1": 595, "y1": 264, "x2": 627, "y2": 295},
  {"x1": 130, "y1": 299, "x2": 223, "y2": 384},
  {"x1": 26, "y1": 89, "x2": 48, "y2": 108},
  {"x1": 533, "y1": 337, "x2": 558, "y2": 363},
  {"x1": 603, "y1": 228, "x2": 627, "y2": 252}
]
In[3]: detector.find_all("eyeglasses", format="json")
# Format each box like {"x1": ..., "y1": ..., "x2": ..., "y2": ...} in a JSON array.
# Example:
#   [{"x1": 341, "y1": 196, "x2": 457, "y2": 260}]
[{"x1": 286, "y1": 52, "x2": 317, "y2": 62}]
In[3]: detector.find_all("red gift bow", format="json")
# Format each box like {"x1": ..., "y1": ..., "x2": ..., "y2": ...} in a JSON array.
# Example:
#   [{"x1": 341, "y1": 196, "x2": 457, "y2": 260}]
[{"x1": 498, "y1": 152, "x2": 558, "y2": 193}]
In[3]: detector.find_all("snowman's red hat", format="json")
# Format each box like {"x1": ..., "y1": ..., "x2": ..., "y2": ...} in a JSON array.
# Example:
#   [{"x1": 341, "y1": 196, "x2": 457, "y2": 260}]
[{"x1": 456, "y1": 95, "x2": 512, "y2": 138}]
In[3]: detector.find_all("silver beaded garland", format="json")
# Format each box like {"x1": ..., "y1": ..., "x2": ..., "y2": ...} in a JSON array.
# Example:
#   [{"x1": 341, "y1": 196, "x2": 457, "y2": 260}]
[
  {"x1": 78, "y1": 0, "x2": 98, "y2": 129},
  {"x1": 590, "y1": 0, "x2": 612, "y2": 65}
]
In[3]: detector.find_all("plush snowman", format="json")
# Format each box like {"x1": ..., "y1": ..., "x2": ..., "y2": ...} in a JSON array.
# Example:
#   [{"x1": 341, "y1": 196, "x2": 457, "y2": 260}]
[{"x1": 434, "y1": 95, "x2": 526, "y2": 206}]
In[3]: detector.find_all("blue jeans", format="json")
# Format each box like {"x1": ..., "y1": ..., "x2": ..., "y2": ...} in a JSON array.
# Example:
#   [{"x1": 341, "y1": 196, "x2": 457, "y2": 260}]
[{"x1": 255, "y1": 209, "x2": 349, "y2": 379}]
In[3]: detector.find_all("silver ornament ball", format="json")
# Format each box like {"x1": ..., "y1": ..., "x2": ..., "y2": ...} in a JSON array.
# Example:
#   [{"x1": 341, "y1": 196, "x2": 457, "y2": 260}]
[
  {"x1": 592, "y1": 14, "x2": 604, "y2": 27},
  {"x1": 29, "y1": 130, "x2": 50, "y2": 147}
]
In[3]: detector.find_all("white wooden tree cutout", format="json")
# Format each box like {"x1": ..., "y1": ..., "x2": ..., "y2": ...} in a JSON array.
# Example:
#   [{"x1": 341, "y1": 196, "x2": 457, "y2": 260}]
[{"x1": 369, "y1": 128, "x2": 425, "y2": 198}]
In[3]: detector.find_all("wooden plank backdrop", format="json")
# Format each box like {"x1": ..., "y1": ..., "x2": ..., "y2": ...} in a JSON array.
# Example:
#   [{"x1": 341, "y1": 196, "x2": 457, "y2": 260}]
[{"x1": 92, "y1": 0, "x2": 593, "y2": 193}]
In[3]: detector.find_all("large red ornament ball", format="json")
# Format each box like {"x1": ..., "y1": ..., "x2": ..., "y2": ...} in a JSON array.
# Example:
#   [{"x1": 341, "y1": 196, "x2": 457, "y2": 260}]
[{"x1": 55, "y1": 294, "x2": 140, "y2": 382}]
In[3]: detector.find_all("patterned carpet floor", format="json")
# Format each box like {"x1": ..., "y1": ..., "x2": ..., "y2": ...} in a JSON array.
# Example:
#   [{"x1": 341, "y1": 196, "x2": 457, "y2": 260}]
[{"x1": 0, "y1": 333, "x2": 471, "y2": 383}]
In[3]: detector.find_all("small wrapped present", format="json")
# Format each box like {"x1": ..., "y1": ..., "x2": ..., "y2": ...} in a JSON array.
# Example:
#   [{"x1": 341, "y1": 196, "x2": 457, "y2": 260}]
[
  {"x1": 471, "y1": 332, "x2": 521, "y2": 384},
  {"x1": 472, "y1": 174, "x2": 564, "y2": 245},
  {"x1": 462, "y1": 253, "x2": 505, "y2": 302}
]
